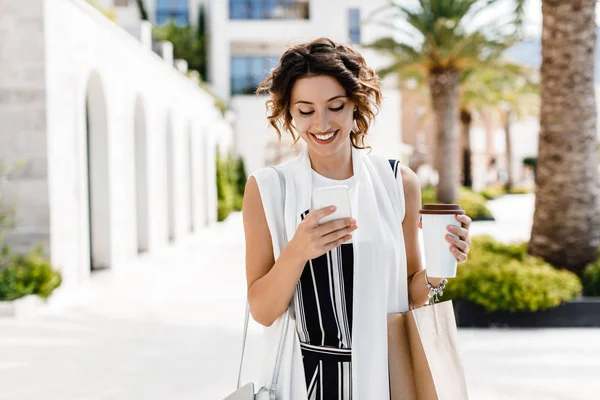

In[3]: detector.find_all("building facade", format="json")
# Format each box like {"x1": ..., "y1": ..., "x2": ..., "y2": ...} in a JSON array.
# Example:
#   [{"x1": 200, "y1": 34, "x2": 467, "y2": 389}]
[
  {"x1": 205, "y1": 0, "x2": 406, "y2": 174},
  {"x1": 0, "y1": 0, "x2": 227, "y2": 288}
]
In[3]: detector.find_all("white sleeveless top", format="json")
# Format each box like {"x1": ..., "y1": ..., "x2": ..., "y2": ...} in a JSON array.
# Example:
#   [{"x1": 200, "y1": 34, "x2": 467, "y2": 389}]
[{"x1": 248, "y1": 147, "x2": 408, "y2": 400}]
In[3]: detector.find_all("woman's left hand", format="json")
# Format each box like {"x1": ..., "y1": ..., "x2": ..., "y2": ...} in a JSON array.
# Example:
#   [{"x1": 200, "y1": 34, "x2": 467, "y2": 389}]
[
  {"x1": 418, "y1": 214, "x2": 472, "y2": 264},
  {"x1": 446, "y1": 214, "x2": 472, "y2": 264}
]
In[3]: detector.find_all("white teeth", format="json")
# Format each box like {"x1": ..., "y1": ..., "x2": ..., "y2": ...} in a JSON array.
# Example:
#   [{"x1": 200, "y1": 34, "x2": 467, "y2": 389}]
[{"x1": 314, "y1": 131, "x2": 335, "y2": 141}]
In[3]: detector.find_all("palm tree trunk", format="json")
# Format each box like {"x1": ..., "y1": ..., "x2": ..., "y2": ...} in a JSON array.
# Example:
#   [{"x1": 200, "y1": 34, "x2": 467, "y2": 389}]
[
  {"x1": 529, "y1": 0, "x2": 600, "y2": 274},
  {"x1": 504, "y1": 110, "x2": 513, "y2": 191},
  {"x1": 429, "y1": 69, "x2": 461, "y2": 203},
  {"x1": 460, "y1": 108, "x2": 473, "y2": 188}
]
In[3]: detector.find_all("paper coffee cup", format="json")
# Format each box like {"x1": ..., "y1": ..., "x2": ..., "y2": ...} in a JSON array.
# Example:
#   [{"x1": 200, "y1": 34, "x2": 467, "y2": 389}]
[{"x1": 419, "y1": 204, "x2": 466, "y2": 278}]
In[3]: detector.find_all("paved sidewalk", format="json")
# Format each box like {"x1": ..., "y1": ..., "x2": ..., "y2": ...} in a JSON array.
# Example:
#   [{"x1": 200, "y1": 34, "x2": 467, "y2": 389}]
[{"x1": 0, "y1": 194, "x2": 599, "y2": 399}]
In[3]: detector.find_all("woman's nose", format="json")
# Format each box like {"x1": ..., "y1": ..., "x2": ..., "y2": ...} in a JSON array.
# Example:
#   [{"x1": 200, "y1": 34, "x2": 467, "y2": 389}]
[{"x1": 313, "y1": 112, "x2": 331, "y2": 133}]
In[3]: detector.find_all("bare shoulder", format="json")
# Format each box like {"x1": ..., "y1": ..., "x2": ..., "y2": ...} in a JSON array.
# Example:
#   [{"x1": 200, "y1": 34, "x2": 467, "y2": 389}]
[
  {"x1": 243, "y1": 176, "x2": 261, "y2": 211},
  {"x1": 242, "y1": 176, "x2": 267, "y2": 229},
  {"x1": 399, "y1": 165, "x2": 421, "y2": 199}
]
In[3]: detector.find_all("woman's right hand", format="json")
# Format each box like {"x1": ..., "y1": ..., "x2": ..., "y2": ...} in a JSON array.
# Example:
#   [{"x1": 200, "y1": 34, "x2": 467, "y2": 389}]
[{"x1": 289, "y1": 206, "x2": 358, "y2": 262}]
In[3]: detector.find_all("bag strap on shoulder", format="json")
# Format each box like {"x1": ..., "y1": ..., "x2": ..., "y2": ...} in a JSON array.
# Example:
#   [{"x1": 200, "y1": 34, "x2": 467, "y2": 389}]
[{"x1": 236, "y1": 166, "x2": 292, "y2": 397}]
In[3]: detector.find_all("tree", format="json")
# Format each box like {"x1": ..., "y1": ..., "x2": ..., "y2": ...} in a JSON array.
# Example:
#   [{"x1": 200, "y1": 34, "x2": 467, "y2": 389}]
[
  {"x1": 529, "y1": 0, "x2": 600, "y2": 275},
  {"x1": 485, "y1": 70, "x2": 538, "y2": 190},
  {"x1": 367, "y1": 0, "x2": 525, "y2": 203},
  {"x1": 153, "y1": 5, "x2": 207, "y2": 79},
  {"x1": 135, "y1": 0, "x2": 149, "y2": 21},
  {"x1": 459, "y1": 66, "x2": 538, "y2": 189}
]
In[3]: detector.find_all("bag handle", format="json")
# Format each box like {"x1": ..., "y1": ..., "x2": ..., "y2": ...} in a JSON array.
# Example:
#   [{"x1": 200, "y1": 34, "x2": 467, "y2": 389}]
[{"x1": 236, "y1": 166, "x2": 292, "y2": 398}]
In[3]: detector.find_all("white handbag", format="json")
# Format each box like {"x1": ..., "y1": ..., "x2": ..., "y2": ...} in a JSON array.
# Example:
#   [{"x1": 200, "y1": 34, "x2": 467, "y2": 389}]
[
  {"x1": 223, "y1": 303, "x2": 292, "y2": 400},
  {"x1": 224, "y1": 167, "x2": 293, "y2": 400}
]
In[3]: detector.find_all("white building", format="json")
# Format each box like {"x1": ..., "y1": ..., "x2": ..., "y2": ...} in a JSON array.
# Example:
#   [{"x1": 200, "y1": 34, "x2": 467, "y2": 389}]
[
  {"x1": 205, "y1": 0, "x2": 405, "y2": 173},
  {"x1": 0, "y1": 0, "x2": 227, "y2": 289},
  {"x1": 107, "y1": 0, "x2": 406, "y2": 173}
]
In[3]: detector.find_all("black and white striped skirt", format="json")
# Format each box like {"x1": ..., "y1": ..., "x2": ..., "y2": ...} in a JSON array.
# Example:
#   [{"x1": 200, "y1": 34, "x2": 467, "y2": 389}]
[{"x1": 301, "y1": 343, "x2": 352, "y2": 400}]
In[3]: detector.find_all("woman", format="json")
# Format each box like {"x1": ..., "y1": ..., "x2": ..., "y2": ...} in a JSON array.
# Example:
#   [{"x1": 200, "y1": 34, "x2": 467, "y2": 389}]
[{"x1": 242, "y1": 38, "x2": 472, "y2": 400}]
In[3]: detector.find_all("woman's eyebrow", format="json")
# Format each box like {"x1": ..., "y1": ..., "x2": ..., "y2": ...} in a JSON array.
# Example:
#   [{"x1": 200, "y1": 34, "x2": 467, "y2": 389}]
[{"x1": 294, "y1": 95, "x2": 347, "y2": 105}]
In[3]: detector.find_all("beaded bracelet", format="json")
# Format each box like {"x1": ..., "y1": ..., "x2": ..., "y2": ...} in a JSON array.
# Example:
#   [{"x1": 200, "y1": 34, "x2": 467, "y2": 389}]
[{"x1": 425, "y1": 271, "x2": 448, "y2": 303}]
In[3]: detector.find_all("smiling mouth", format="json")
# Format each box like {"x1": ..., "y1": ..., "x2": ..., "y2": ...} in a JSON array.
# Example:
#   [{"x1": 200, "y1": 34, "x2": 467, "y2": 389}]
[{"x1": 310, "y1": 130, "x2": 338, "y2": 144}]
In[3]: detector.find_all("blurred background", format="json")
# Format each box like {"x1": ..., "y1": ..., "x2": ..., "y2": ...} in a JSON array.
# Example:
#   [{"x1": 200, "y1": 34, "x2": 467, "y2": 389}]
[{"x1": 1, "y1": 0, "x2": 600, "y2": 399}]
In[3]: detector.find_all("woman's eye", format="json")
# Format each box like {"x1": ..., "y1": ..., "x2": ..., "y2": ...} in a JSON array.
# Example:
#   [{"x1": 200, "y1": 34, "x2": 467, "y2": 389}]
[
  {"x1": 330, "y1": 105, "x2": 345, "y2": 112},
  {"x1": 299, "y1": 110, "x2": 314, "y2": 116}
]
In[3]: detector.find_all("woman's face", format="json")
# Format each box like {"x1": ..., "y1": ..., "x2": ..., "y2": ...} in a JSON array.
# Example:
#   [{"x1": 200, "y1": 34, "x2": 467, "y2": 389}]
[{"x1": 289, "y1": 75, "x2": 355, "y2": 158}]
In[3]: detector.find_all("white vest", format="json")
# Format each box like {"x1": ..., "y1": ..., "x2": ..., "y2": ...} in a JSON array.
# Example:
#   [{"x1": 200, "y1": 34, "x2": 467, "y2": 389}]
[{"x1": 249, "y1": 146, "x2": 408, "y2": 400}]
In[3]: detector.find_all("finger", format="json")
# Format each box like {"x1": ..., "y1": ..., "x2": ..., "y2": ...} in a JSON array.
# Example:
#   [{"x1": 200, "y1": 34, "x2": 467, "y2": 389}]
[
  {"x1": 446, "y1": 234, "x2": 469, "y2": 254},
  {"x1": 307, "y1": 206, "x2": 337, "y2": 225},
  {"x1": 456, "y1": 214, "x2": 472, "y2": 228},
  {"x1": 418, "y1": 221, "x2": 423, "y2": 229},
  {"x1": 450, "y1": 245, "x2": 468, "y2": 263},
  {"x1": 448, "y1": 225, "x2": 469, "y2": 240},
  {"x1": 324, "y1": 233, "x2": 353, "y2": 252},
  {"x1": 321, "y1": 224, "x2": 357, "y2": 245},
  {"x1": 316, "y1": 218, "x2": 356, "y2": 236}
]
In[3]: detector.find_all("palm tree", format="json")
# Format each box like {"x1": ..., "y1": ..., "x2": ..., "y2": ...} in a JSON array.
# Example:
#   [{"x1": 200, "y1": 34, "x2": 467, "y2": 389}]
[
  {"x1": 487, "y1": 70, "x2": 538, "y2": 191},
  {"x1": 367, "y1": 0, "x2": 524, "y2": 203},
  {"x1": 529, "y1": 0, "x2": 600, "y2": 275},
  {"x1": 460, "y1": 66, "x2": 538, "y2": 190}
]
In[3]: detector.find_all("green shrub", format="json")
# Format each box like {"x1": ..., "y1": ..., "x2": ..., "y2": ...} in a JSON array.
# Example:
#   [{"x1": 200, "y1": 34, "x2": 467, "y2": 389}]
[
  {"x1": 0, "y1": 245, "x2": 62, "y2": 301},
  {"x1": 583, "y1": 258, "x2": 600, "y2": 296},
  {"x1": 216, "y1": 152, "x2": 235, "y2": 221},
  {"x1": 153, "y1": 18, "x2": 207, "y2": 78},
  {"x1": 216, "y1": 152, "x2": 248, "y2": 220},
  {"x1": 232, "y1": 157, "x2": 247, "y2": 211},
  {"x1": 508, "y1": 186, "x2": 533, "y2": 195},
  {"x1": 422, "y1": 186, "x2": 493, "y2": 221},
  {"x1": 442, "y1": 235, "x2": 582, "y2": 312},
  {"x1": 235, "y1": 158, "x2": 248, "y2": 199},
  {"x1": 480, "y1": 184, "x2": 506, "y2": 200}
]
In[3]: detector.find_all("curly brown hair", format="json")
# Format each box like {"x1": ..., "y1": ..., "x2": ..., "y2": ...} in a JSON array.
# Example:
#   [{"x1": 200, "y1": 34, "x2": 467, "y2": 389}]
[{"x1": 256, "y1": 38, "x2": 382, "y2": 149}]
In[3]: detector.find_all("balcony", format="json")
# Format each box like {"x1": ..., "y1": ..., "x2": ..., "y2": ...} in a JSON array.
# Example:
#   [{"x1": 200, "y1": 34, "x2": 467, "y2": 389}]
[{"x1": 230, "y1": 0, "x2": 310, "y2": 20}]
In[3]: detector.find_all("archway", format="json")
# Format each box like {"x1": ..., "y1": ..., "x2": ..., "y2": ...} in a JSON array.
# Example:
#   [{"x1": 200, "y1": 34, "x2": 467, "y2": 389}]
[
  {"x1": 85, "y1": 72, "x2": 111, "y2": 270},
  {"x1": 134, "y1": 96, "x2": 149, "y2": 252},
  {"x1": 187, "y1": 124, "x2": 195, "y2": 232},
  {"x1": 166, "y1": 113, "x2": 176, "y2": 242}
]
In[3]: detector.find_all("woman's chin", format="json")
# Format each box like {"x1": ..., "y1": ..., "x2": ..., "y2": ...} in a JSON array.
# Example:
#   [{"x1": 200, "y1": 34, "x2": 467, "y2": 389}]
[{"x1": 306, "y1": 134, "x2": 351, "y2": 157}]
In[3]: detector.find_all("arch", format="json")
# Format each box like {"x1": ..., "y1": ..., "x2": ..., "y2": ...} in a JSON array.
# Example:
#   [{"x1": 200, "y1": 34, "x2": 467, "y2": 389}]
[
  {"x1": 134, "y1": 95, "x2": 149, "y2": 252},
  {"x1": 187, "y1": 123, "x2": 195, "y2": 232},
  {"x1": 201, "y1": 128, "x2": 212, "y2": 227},
  {"x1": 166, "y1": 112, "x2": 176, "y2": 242},
  {"x1": 85, "y1": 71, "x2": 111, "y2": 270}
]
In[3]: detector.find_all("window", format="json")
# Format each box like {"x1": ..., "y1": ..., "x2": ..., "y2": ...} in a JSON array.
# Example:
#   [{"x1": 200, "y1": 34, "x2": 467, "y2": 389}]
[
  {"x1": 156, "y1": 0, "x2": 189, "y2": 26},
  {"x1": 230, "y1": 0, "x2": 309, "y2": 20},
  {"x1": 231, "y1": 56, "x2": 279, "y2": 95},
  {"x1": 349, "y1": 8, "x2": 361, "y2": 44}
]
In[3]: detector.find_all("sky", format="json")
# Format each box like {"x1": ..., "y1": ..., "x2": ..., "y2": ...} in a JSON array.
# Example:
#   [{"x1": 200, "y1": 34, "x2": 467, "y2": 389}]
[
  {"x1": 391, "y1": 0, "x2": 599, "y2": 42},
  {"x1": 503, "y1": 0, "x2": 600, "y2": 39}
]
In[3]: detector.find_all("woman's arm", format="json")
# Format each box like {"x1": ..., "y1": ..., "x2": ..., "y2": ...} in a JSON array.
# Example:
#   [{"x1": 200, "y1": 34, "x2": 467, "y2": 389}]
[
  {"x1": 399, "y1": 166, "x2": 444, "y2": 307},
  {"x1": 400, "y1": 166, "x2": 472, "y2": 307},
  {"x1": 242, "y1": 176, "x2": 306, "y2": 327},
  {"x1": 243, "y1": 176, "x2": 354, "y2": 326}
]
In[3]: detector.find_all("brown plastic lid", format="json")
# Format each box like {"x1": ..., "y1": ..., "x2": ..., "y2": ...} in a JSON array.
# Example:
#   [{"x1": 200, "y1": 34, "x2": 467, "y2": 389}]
[{"x1": 419, "y1": 204, "x2": 466, "y2": 215}]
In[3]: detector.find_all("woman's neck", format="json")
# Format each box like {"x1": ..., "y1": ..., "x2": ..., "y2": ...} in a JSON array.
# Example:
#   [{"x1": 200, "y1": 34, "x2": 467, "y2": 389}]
[{"x1": 308, "y1": 145, "x2": 353, "y2": 180}]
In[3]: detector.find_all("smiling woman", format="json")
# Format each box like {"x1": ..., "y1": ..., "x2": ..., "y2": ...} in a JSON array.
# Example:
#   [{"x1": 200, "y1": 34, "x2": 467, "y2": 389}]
[
  {"x1": 256, "y1": 38, "x2": 382, "y2": 149},
  {"x1": 239, "y1": 37, "x2": 473, "y2": 400}
]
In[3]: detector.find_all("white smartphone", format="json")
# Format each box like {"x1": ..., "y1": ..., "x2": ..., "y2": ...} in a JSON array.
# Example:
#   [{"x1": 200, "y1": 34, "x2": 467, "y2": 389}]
[{"x1": 312, "y1": 185, "x2": 352, "y2": 225}]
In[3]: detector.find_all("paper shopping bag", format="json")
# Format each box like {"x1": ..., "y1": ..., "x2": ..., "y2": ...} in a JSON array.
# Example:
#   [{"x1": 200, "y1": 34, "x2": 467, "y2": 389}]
[{"x1": 388, "y1": 300, "x2": 469, "y2": 400}]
